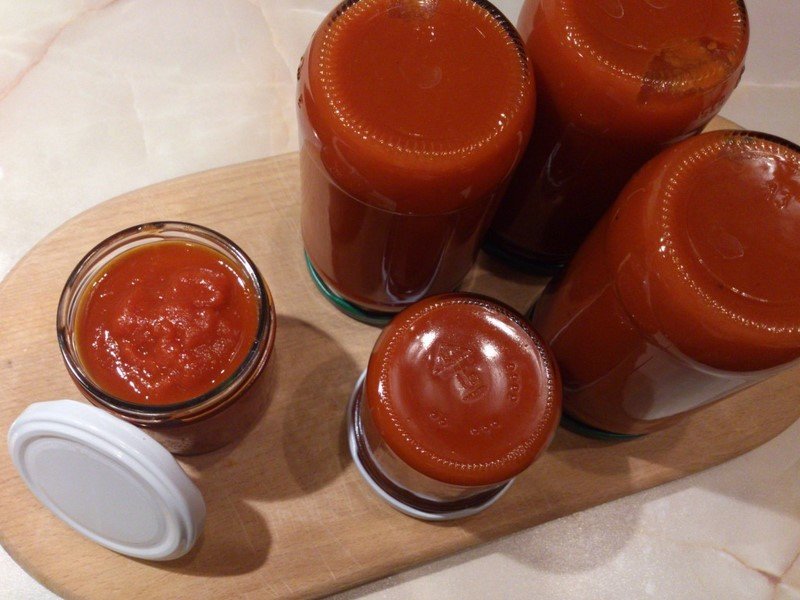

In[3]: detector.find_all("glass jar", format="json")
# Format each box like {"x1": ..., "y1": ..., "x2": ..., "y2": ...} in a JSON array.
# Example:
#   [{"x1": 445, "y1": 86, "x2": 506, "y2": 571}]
[
  {"x1": 487, "y1": 0, "x2": 749, "y2": 271},
  {"x1": 57, "y1": 222, "x2": 276, "y2": 455},
  {"x1": 348, "y1": 293, "x2": 561, "y2": 519},
  {"x1": 532, "y1": 131, "x2": 800, "y2": 436},
  {"x1": 298, "y1": 0, "x2": 535, "y2": 324}
]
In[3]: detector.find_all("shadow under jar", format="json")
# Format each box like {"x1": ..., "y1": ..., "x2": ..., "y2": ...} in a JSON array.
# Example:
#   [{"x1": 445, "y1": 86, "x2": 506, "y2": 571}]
[
  {"x1": 298, "y1": 0, "x2": 535, "y2": 325},
  {"x1": 486, "y1": 0, "x2": 749, "y2": 272},
  {"x1": 349, "y1": 293, "x2": 561, "y2": 520},
  {"x1": 531, "y1": 131, "x2": 800, "y2": 437},
  {"x1": 57, "y1": 222, "x2": 276, "y2": 455}
]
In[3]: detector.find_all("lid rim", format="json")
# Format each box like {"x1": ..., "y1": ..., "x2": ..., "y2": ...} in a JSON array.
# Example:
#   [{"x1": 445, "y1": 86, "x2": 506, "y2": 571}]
[{"x1": 8, "y1": 400, "x2": 204, "y2": 561}]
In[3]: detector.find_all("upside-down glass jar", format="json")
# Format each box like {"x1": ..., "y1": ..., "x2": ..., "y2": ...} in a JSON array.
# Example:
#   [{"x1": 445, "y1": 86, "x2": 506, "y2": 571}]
[
  {"x1": 487, "y1": 0, "x2": 749, "y2": 271},
  {"x1": 532, "y1": 130, "x2": 800, "y2": 437},
  {"x1": 348, "y1": 293, "x2": 561, "y2": 519},
  {"x1": 57, "y1": 221, "x2": 276, "y2": 455},
  {"x1": 298, "y1": 0, "x2": 535, "y2": 324}
]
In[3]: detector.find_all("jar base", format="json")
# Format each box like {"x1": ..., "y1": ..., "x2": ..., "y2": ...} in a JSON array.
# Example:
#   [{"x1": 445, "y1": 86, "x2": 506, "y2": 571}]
[
  {"x1": 304, "y1": 253, "x2": 395, "y2": 326},
  {"x1": 482, "y1": 235, "x2": 567, "y2": 275},
  {"x1": 347, "y1": 371, "x2": 513, "y2": 521}
]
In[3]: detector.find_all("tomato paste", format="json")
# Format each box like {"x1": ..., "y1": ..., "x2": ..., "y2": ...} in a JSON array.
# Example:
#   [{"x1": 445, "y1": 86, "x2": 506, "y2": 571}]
[{"x1": 75, "y1": 241, "x2": 260, "y2": 406}]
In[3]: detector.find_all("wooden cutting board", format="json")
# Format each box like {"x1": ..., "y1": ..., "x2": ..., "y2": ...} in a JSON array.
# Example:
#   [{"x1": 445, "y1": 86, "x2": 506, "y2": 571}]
[{"x1": 1, "y1": 117, "x2": 798, "y2": 600}]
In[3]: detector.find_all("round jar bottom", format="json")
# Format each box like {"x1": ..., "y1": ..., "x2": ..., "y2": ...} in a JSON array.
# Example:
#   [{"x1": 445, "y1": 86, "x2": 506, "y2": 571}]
[
  {"x1": 347, "y1": 371, "x2": 513, "y2": 521},
  {"x1": 305, "y1": 253, "x2": 395, "y2": 326}
]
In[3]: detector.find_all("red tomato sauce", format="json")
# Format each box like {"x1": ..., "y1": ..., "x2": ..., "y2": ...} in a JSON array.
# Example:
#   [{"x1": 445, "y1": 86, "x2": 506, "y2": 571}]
[
  {"x1": 532, "y1": 131, "x2": 800, "y2": 434},
  {"x1": 365, "y1": 294, "x2": 560, "y2": 486},
  {"x1": 75, "y1": 241, "x2": 260, "y2": 406},
  {"x1": 488, "y1": 0, "x2": 748, "y2": 267},
  {"x1": 298, "y1": 0, "x2": 534, "y2": 312}
]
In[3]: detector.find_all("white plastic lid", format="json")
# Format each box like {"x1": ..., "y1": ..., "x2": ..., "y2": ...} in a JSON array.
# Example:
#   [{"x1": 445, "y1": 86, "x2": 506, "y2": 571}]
[{"x1": 7, "y1": 400, "x2": 205, "y2": 561}]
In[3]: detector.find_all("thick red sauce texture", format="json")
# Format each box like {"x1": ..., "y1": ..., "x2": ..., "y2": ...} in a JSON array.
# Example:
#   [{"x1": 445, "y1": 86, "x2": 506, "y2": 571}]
[
  {"x1": 75, "y1": 241, "x2": 259, "y2": 406},
  {"x1": 365, "y1": 294, "x2": 560, "y2": 486},
  {"x1": 488, "y1": 0, "x2": 748, "y2": 265},
  {"x1": 532, "y1": 131, "x2": 800, "y2": 434},
  {"x1": 298, "y1": 0, "x2": 534, "y2": 312}
]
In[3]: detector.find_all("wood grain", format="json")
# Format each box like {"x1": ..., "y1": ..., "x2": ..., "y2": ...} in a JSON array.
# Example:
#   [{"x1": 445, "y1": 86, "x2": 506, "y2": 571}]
[{"x1": 1, "y1": 117, "x2": 798, "y2": 600}]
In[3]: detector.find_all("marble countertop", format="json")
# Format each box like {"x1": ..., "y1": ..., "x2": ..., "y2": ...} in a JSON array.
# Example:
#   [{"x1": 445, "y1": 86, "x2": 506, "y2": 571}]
[{"x1": 1, "y1": 1, "x2": 799, "y2": 598}]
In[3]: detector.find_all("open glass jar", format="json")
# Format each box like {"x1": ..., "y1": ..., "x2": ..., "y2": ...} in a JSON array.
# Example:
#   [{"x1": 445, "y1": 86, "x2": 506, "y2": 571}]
[{"x1": 57, "y1": 222, "x2": 276, "y2": 455}]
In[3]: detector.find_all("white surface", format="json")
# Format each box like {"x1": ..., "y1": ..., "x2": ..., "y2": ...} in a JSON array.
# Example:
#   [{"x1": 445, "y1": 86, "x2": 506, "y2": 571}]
[
  {"x1": 0, "y1": 0, "x2": 798, "y2": 598},
  {"x1": 8, "y1": 400, "x2": 205, "y2": 561}
]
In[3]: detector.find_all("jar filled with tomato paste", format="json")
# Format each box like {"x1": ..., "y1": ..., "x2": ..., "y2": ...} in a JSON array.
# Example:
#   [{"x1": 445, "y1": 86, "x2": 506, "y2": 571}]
[
  {"x1": 532, "y1": 131, "x2": 800, "y2": 437},
  {"x1": 57, "y1": 222, "x2": 276, "y2": 455},
  {"x1": 298, "y1": 0, "x2": 535, "y2": 324},
  {"x1": 349, "y1": 293, "x2": 560, "y2": 519},
  {"x1": 487, "y1": 0, "x2": 749, "y2": 271}
]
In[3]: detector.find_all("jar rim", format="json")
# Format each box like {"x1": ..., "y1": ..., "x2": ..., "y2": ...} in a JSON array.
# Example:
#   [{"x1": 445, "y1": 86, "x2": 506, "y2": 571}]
[{"x1": 56, "y1": 221, "x2": 276, "y2": 420}]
